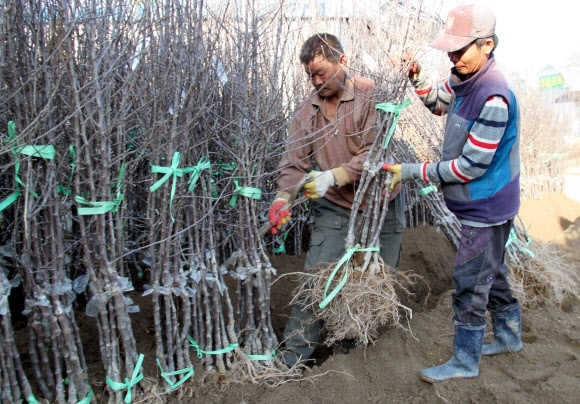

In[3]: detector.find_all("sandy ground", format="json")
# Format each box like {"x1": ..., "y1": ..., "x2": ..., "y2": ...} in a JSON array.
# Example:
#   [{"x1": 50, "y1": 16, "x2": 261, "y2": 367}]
[
  {"x1": 564, "y1": 169, "x2": 580, "y2": 203},
  {"x1": 564, "y1": 142, "x2": 580, "y2": 203}
]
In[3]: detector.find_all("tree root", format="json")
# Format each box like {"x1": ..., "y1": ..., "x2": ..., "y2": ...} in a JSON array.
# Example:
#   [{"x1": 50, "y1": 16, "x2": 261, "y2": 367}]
[{"x1": 292, "y1": 260, "x2": 420, "y2": 346}]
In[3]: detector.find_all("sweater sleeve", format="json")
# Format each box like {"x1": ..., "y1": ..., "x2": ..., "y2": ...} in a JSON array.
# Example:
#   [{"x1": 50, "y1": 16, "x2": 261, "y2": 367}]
[
  {"x1": 401, "y1": 96, "x2": 509, "y2": 184},
  {"x1": 410, "y1": 68, "x2": 452, "y2": 116},
  {"x1": 425, "y1": 95, "x2": 509, "y2": 183}
]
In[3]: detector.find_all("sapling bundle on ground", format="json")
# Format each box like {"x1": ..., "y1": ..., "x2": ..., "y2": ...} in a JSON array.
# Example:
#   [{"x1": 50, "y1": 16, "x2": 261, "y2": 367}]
[
  {"x1": 0, "y1": 118, "x2": 92, "y2": 404},
  {"x1": 0, "y1": 266, "x2": 35, "y2": 404},
  {"x1": 15, "y1": 197, "x2": 92, "y2": 404},
  {"x1": 145, "y1": 148, "x2": 198, "y2": 391},
  {"x1": 13, "y1": 162, "x2": 92, "y2": 403},
  {"x1": 72, "y1": 108, "x2": 144, "y2": 403},
  {"x1": 0, "y1": 0, "x2": 96, "y2": 399},
  {"x1": 184, "y1": 170, "x2": 239, "y2": 377},
  {"x1": 505, "y1": 217, "x2": 580, "y2": 309},
  {"x1": 205, "y1": 8, "x2": 293, "y2": 380},
  {"x1": 59, "y1": 2, "x2": 148, "y2": 402},
  {"x1": 133, "y1": 2, "x2": 222, "y2": 390}
]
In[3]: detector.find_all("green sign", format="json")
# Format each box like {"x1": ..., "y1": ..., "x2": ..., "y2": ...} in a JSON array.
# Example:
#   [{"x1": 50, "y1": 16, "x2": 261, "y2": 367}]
[{"x1": 540, "y1": 73, "x2": 564, "y2": 89}]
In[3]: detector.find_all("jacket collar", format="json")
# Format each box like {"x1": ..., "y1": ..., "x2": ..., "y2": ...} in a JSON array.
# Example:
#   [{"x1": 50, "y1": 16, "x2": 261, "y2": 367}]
[{"x1": 451, "y1": 54, "x2": 496, "y2": 97}]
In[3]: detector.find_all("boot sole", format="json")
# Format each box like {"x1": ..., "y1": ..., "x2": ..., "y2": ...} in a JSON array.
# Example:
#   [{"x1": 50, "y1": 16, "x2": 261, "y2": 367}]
[
  {"x1": 482, "y1": 346, "x2": 523, "y2": 356},
  {"x1": 419, "y1": 374, "x2": 478, "y2": 384}
]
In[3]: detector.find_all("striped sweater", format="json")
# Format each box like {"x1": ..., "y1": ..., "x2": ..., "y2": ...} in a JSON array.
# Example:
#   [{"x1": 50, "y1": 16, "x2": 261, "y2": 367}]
[{"x1": 405, "y1": 55, "x2": 521, "y2": 224}]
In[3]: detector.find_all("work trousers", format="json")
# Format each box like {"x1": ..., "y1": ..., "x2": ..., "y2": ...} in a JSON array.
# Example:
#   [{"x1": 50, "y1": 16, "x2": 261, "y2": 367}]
[
  {"x1": 452, "y1": 219, "x2": 517, "y2": 326},
  {"x1": 282, "y1": 193, "x2": 405, "y2": 366}
]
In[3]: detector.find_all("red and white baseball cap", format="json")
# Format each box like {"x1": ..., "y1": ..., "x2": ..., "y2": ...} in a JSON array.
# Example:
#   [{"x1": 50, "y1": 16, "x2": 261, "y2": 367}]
[{"x1": 430, "y1": 4, "x2": 496, "y2": 52}]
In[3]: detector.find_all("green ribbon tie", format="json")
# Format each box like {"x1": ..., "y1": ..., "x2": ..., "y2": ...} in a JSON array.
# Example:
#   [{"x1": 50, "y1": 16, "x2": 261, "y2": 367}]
[
  {"x1": 69, "y1": 145, "x2": 76, "y2": 182},
  {"x1": 25, "y1": 395, "x2": 39, "y2": 404},
  {"x1": 188, "y1": 336, "x2": 238, "y2": 358},
  {"x1": 274, "y1": 230, "x2": 289, "y2": 254},
  {"x1": 150, "y1": 152, "x2": 183, "y2": 221},
  {"x1": 15, "y1": 145, "x2": 56, "y2": 159},
  {"x1": 9, "y1": 122, "x2": 56, "y2": 161},
  {"x1": 505, "y1": 228, "x2": 535, "y2": 258},
  {"x1": 217, "y1": 160, "x2": 237, "y2": 173},
  {"x1": 187, "y1": 156, "x2": 211, "y2": 192},
  {"x1": 150, "y1": 152, "x2": 206, "y2": 221},
  {"x1": 229, "y1": 178, "x2": 262, "y2": 206},
  {"x1": 106, "y1": 353, "x2": 144, "y2": 404},
  {"x1": 419, "y1": 184, "x2": 437, "y2": 195},
  {"x1": 246, "y1": 350, "x2": 276, "y2": 361},
  {"x1": 0, "y1": 121, "x2": 55, "y2": 211},
  {"x1": 76, "y1": 389, "x2": 93, "y2": 404},
  {"x1": 505, "y1": 228, "x2": 516, "y2": 248},
  {"x1": 375, "y1": 98, "x2": 412, "y2": 148},
  {"x1": 75, "y1": 164, "x2": 126, "y2": 215},
  {"x1": 156, "y1": 358, "x2": 194, "y2": 391},
  {"x1": 0, "y1": 191, "x2": 20, "y2": 212},
  {"x1": 319, "y1": 244, "x2": 379, "y2": 309},
  {"x1": 188, "y1": 336, "x2": 274, "y2": 362},
  {"x1": 75, "y1": 194, "x2": 123, "y2": 214}
]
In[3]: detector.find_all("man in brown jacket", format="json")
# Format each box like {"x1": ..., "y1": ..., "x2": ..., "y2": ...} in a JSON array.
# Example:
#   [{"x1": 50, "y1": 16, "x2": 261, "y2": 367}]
[{"x1": 270, "y1": 33, "x2": 406, "y2": 367}]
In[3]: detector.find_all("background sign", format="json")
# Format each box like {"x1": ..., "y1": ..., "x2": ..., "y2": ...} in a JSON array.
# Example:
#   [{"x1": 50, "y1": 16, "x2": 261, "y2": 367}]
[{"x1": 540, "y1": 73, "x2": 565, "y2": 89}]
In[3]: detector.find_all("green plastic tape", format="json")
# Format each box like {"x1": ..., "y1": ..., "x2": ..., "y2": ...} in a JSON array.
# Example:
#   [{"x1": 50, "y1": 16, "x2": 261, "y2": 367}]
[{"x1": 319, "y1": 245, "x2": 379, "y2": 309}]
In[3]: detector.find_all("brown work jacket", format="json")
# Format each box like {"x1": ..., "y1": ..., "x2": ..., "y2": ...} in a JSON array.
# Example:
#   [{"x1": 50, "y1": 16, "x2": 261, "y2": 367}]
[{"x1": 276, "y1": 75, "x2": 400, "y2": 209}]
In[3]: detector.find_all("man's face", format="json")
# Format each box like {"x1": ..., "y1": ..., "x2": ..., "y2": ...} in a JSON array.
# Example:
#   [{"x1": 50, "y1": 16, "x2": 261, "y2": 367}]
[
  {"x1": 303, "y1": 55, "x2": 346, "y2": 99},
  {"x1": 447, "y1": 39, "x2": 493, "y2": 78}
]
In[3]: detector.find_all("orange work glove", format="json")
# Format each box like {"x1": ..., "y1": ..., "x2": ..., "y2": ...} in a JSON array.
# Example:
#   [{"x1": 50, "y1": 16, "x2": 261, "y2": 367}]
[{"x1": 268, "y1": 198, "x2": 291, "y2": 235}]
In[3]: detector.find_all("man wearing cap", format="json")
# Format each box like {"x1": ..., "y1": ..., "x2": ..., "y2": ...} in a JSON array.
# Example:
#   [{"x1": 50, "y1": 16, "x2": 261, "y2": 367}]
[{"x1": 383, "y1": 4, "x2": 523, "y2": 383}]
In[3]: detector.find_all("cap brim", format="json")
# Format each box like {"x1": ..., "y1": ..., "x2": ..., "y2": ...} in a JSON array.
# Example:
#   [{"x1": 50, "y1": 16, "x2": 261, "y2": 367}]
[{"x1": 429, "y1": 33, "x2": 474, "y2": 52}]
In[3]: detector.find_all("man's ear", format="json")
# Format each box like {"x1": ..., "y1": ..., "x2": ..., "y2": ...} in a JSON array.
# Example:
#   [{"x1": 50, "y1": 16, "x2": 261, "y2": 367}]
[
  {"x1": 484, "y1": 39, "x2": 494, "y2": 55},
  {"x1": 338, "y1": 54, "x2": 347, "y2": 70}
]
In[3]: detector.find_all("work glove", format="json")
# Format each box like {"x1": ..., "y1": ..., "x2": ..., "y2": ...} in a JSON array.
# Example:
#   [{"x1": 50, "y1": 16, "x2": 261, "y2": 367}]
[
  {"x1": 382, "y1": 164, "x2": 402, "y2": 191},
  {"x1": 268, "y1": 198, "x2": 291, "y2": 235},
  {"x1": 402, "y1": 52, "x2": 420, "y2": 80},
  {"x1": 382, "y1": 162, "x2": 431, "y2": 190},
  {"x1": 303, "y1": 170, "x2": 336, "y2": 199}
]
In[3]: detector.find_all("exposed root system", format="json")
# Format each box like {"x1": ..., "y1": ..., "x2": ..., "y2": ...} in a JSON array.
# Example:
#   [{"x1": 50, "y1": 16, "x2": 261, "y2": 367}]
[
  {"x1": 292, "y1": 258, "x2": 419, "y2": 346},
  {"x1": 508, "y1": 240, "x2": 580, "y2": 308}
]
